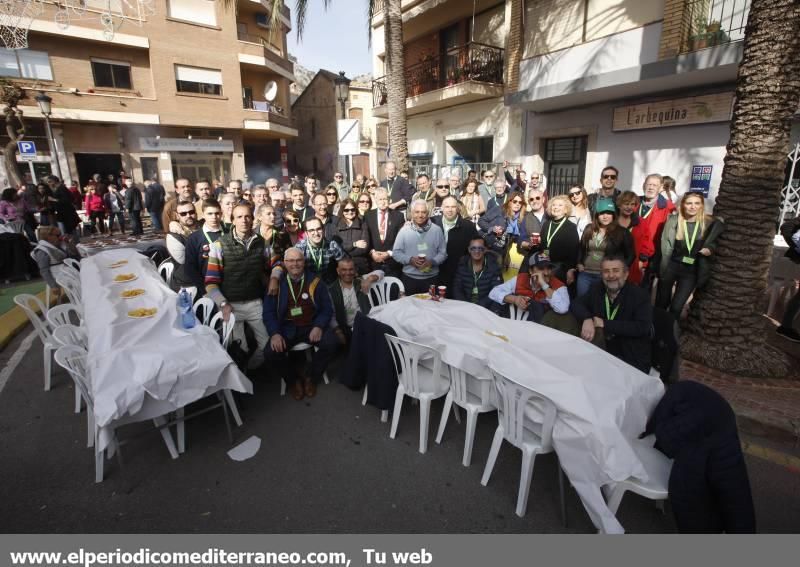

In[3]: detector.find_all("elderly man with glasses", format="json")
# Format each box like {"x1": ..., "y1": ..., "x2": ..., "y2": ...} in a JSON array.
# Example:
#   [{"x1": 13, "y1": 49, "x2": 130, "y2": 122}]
[
  {"x1": 478, "y1": 169, "x2": 497, "y2": 206},
  {"x1": 588, "y1": 166, "x2": 622, "y2": 216},
  {"x1": 380, "y1": 161, "x2": 414, "y2": 213},
  {"x1": 452, "y1": 236, "x2": 503, "y2": 311}
]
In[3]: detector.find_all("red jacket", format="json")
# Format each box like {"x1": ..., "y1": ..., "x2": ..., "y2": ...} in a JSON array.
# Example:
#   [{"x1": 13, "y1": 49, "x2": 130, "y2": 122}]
[
  {"x1": 84, "y1": 193, "x2": 106, "y2": 213},
  {"x1": 629, "y1": 195, "x2": 675, "y2": 283}
]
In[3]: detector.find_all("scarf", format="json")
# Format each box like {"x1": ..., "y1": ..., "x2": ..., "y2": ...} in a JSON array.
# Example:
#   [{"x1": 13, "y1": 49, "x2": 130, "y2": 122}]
[{"x1": 410, "y1": 219, "x2": 432, "y2": 234}]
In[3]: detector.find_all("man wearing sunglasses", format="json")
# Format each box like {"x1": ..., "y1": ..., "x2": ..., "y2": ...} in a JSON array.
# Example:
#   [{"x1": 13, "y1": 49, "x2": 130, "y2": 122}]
[
  {"x1": 432, "y1": 195, "x2": 478, "y2": 290},
  {"x1": 479, "y1": 170, "x2": 497, "y2": 206},
  {"x1": 452, "y1": 236, "x2": 503, "y2": 311},
  {"x1": 365, "y1": 188, "x2": 404, "y2": 278},
  {"x1": 332, "y1": 171, "x2": 351, "y2": 202},
  {"x1": 588, "y1": 166, "x2": 622, "y2": 216},
  {"x1": 166, "y1": 200, "x2": 200, "y2": 291}
]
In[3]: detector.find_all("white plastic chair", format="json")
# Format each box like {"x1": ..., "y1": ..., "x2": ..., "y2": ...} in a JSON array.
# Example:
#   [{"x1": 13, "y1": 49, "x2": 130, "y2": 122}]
[
  {"x1": 193, "y1": 297, "x2": 216, "y2": 326},
  {"x1": 55, "y1": 272, "x2": 82, "y2": 306},
  {"x1": 279, "y1": 341, "x2": 331, "y2": 396},
  {"x1": 507, "y1": 304, "x2": 530, "y2": 321},
  {"x1": 435, "y1": 366, "x2": 496, "y2": 466},
  {"x1": 384, "y1": 334, "x2": 450, "y2": 454},
  {"x1": 157, "y1": 260, "x2": 174, "y2": 285},
  {"x1": 361, "y1": 384, "x2": 389, "y2": 422},
  {"x1": 63, "y1": 258, "x2": 81, "y2": 271},
  {"x1": 209, "y1": 311, "x2": 236, "y2": 349},
  {"x1": 14, "y1": 294, "x2": 59, "y2": 391},
  {"x1": 46, "y1": 303, "x2": 83, "y2": 329},
  {"x1": 54, "y1": 345, "x2": 179, "y2": 482},
  {"x1": 602, "y1": 436, "x2": 672, "y2": 519},
  {"x1": 481, "y1": 370, "x2": 559, "y2": 517},
  {"x1": 368, "y1": 276, "x2": 405, "y2": 308},
  {"x1": 51, "y1": 323, "x2": 89, "y2": 413}
]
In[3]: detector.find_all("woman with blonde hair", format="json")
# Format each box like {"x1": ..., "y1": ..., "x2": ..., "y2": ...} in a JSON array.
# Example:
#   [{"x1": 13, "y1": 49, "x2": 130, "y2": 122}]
[
  {"x1": 656, "y1": 191, "x2": 724, "y2": 318},
  {"x1": 567, "y1": 185, "x2": 592, "y2": 236},
  {"x1": 533, "y1": 194, "x2": 579, "y2": 284}
]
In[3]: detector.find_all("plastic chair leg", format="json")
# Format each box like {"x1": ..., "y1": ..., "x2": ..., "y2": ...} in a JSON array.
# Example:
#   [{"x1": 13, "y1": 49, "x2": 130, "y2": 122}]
[
  {"x1": 224, "y1": 390, "x2": 243, "y2": 426},
  {"x1": 94, "y1": 445, "x2": 104, "y2": 483},
  {"x1": 481, "y1": 426, "x2": 504, "y2": 486},
  {"x1": 280, "y1": 378, "x2": 287, "y2": 396},
  {"x1": 74, "y1": 387, "x2": 82, "y2": 414},
  {"x1": 86, "y1": 410, "x2": 94, "y2": 448},
  {"x1": 418, "y1": 398, "x2": 432, "y2": 454},
  {"x1": 389, "y1": 391, "x2": 404, "y2": 439},
  {"x1": 380, "y1": 410, "x2": 388, "y2": 422},
  {"x1": 175, "y1": 409, "x2": 185, "y2": 454},
  {"x1": 323, "y1": 372, "x2": 330, "y2": 385},
  {"x1": 435, "y1": 391, "x2": 453, "y2": 445},
  {"x1": 462, "y1": 408, "x2": 479, "y2": 467},
  {"x1": 516, "y1": 449, "x2": 537, "y2": 517},
  {"x1": 152, "y1": 416, "x2": 179, "y2": 459},
  {"x1": 43, "y1": 344, "x2": 53, "y2": 391},
  {"x1": 362, "y1": 385, "x2": 368, "y2": 406}
]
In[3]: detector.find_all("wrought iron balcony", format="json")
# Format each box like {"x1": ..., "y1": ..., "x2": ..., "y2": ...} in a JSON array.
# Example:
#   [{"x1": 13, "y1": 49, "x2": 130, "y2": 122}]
[
  {"x1": 681, "y1": 0, "x2": 750, "y2": 53},
  {"x1": 243, "y1": 98, "x2": 286, "y2": 117},
  {"x1": 372, "y1": 42, "x2": 504, "y2": 107}
]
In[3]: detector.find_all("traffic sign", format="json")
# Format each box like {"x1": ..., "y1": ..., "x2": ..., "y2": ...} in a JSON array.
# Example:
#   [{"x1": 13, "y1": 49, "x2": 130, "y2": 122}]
[
  {"x1": 337, "y1": 119, "x2": 361, "y2": 156},
  {"x1": 17, "y1": 140, "x2": 37, "y2": 161}
]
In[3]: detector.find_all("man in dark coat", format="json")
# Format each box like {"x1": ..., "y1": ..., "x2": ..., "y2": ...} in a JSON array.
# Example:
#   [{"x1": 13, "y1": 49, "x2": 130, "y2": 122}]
[
  {"x1": 452, "y1": 236, "x2": 503, "y2": 312},
  {"x1": 46, "y1": 175, "x2": 81, "y2": 242},
  {"x1": 431, "y1": 195, "x2": 478, "y2": 290},
  {"x1": 327, "y1": 257, "x2": 381, "y2": 344},
  {"x1": 380, "y1": 161, "x2": 414, "y2": 213},
  {"x1": 364, "y1": 187, "x2": 404, "y2": 277},
  {"x1": 124, "y1": 178, "x2": 144, "y2": 235},
  {"x1": 145, "y1": 175, "x2": 166, "y2": 232},
  {"x1": 642, "y1": 380, "x2": 756, "y2": 533}
]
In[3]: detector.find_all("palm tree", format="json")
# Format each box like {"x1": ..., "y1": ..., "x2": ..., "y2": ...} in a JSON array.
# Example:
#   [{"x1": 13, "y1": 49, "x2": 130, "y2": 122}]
[
  {"x1": 263, "y1": 0, "x2": 409, "y2": 173},
  {"x1": 682, "y1": 0, "x2": 800, "y2": 377}
]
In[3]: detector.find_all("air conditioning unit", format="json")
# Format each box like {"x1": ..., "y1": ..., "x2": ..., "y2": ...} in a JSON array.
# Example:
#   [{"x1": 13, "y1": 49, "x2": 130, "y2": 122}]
[{"x1": 255, "y1": 13, "x2": 271, "y2": 29}]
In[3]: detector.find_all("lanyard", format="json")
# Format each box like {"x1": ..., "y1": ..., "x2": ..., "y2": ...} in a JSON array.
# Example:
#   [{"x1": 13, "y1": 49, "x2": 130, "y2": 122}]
[
  {"x1": 307, "y1": 244, "x2": 323, "y2": 271},
  {"x1": 639, "y1": 203, "x2": 654, "y2": 219},
  {"x1": 604, "y1": 293, "x2": 620, "y2": 320},
  {"x1": 472, "y1": 259, "x2": 486, "y2": 287},
  {"x1": 683, "y1": 220, "x2": 700, "y2": 254},
  {"x1": 546, "y1": 218, "x2": 566, "y2": 247},
  {"x1": 288, "y1": 275, "x2": 305, "y2": 306},
  {"x1": 202, "y1": 228, "x2": 216, "y2": 246},
  {"x1": 493, "y1": 194, "x2": 506, "y2": 208}
]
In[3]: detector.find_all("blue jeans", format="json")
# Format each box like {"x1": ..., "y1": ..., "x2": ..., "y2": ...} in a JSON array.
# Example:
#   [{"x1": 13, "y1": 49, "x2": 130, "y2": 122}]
[
  {"x1": 577, "y1": 271, "x2": 602, "y2": 298},
  {"x1": 149, "y1": 209, "x2": 163, "y2": 232},
  {"x1": 108, "y1": 211, "x2": 125, "y2": 233}
]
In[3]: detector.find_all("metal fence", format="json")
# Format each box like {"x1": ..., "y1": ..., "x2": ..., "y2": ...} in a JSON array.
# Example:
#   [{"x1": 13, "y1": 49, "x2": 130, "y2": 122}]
[
  {"x1": 681, "y1": 0, "x2": 750, "y2": 53},
  {"x1": 779, "y1": 142, "x2": 800, "y2": 226},
  {"x1": 375, "y1": 162, "x2": 523, "y2": 185}
]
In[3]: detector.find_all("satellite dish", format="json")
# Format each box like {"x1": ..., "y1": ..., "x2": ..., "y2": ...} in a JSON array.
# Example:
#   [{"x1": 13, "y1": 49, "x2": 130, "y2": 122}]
[{"x1": 264, "y1": 81, "x2": 278, "y2": 102}]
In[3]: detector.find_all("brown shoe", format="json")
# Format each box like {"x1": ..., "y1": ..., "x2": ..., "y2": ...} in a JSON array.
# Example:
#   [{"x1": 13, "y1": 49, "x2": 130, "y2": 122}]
[
  {"x1": 303, "y1": 378, "x2": 317, "y2": 398},
  {"x1": 290, "y1": 381, "x2": 304, "y2": 401}
]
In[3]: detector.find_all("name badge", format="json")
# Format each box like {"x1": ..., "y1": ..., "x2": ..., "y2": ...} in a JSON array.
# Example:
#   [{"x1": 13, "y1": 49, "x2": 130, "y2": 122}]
[
  {"x1": 290, "y1": 307, "x2": 303, "y2": 317},
  {"x1": 472, "y1": 286, "x2": 479, "y2": 295},
  {"x1": 682, "y1": 256, "x2": 696, "y2": 265},
  {"x1": 417, "y1": 243, "x2": 428, "y2": 252}
]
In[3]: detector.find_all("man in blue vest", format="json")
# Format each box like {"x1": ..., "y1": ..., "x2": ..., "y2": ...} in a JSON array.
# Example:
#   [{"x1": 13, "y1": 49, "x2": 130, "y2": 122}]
[{"x1": 263, "y1": 247, "x2": 337, "y2": 400}]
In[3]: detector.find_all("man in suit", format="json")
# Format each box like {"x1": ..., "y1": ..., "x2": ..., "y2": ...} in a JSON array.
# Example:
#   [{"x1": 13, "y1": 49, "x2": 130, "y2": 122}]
[
  {"x1": 328, "y1": 257, "x2": 383, "y2": 345},
  {"x1": 365, "y1": 187, "x2": 404, "y2": 277},
  {"x1": 432, "y1": 195, "x2": 478, "y2": 290},
  {"x1": 380, "y1": 161, "x2": 414, "y2": 213}
]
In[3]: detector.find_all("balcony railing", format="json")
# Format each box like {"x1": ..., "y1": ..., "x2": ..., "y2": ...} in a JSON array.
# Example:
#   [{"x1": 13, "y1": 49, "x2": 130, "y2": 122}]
[
  {"x1": 237, "y1": 30, "x2": 284, "y2": 56},
  {"x1": 372, "y1": 42, "x2": 504, "y2": 107},
  {"x1": 243, "y1": 98, "x2": 286, "y2": 117},
  {"x1": 681, "y1": 0, "x2": 750, "y2": 53}
]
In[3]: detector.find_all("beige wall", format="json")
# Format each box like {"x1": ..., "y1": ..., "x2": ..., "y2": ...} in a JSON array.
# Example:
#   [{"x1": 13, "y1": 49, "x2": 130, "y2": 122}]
[
  {"x1": 289, "y1": 75, "x2": 339, "y2": 180},
  {"x1": 473, "y1": 3, "x2": 507, "y2": 47}
]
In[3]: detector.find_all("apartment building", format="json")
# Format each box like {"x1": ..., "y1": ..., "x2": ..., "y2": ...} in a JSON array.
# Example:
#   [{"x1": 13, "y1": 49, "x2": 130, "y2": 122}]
[
  {"x1": 0, "y1": 0, "x2": 297, "y2": 189},
  {"x1": 289, "y1": 70, "x2": 388, "y2": 182},
  {"x1": 371, "y1": 0, "x2": 799, "y2": 205}
]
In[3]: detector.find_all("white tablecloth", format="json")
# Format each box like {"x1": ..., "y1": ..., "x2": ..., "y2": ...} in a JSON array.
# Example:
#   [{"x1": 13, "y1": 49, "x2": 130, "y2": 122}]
[
  {"x1": 80, "y1": 249, "x2": 252, "y2": 451},
  {"x1": 370, "y1": 297, "x2": 665, "y2": 534},
  {"x1": 77, "y1": 237, "x2": 165, "y2": 258}
]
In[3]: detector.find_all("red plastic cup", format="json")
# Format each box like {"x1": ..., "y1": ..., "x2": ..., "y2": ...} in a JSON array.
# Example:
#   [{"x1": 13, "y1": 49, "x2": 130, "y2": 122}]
[
  {"x1": 437, "y1": 286, "x2": 447, "y2": 300},
  {"x1": 531, "y1": 233, "x2": 541, "y2": 246}
]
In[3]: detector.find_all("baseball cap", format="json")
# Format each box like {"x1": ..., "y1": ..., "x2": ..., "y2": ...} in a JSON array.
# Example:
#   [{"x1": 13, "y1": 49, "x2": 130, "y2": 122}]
[
  {"x1": 595, "y1": 198, "x2": 617, "y2": 215},
  {"x1": 529, "y1": 252, "x2": 553, "y2": 268}
]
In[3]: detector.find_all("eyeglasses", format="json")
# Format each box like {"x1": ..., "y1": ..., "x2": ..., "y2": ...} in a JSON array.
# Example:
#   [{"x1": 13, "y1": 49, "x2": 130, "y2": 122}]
[
  {"x1": 358, "y1": 200, "x2": 370, "y2": 204},
  {"x1": 334, "y1": 175, "x2": 342, "y2": 178},
  {"x1": 529, "y1": 197, "x2": 542, "y2": 201},
  {"x1": 366, "y1": 184, "x2": 377, "y2": 188},
  {"x1": 286, "y1": 219, "x2": 300, "y2": 225},
  {"x1": 342, "y1": 208, "x2": 356, "y2": 213},
  {"x1": 569, "y1": 191, "x2": 582, "y2": 197},
  {"x1": 177, "y1": 210, "x2": 196, "y2": 216},
  {"x1": 436, "y1": 185, "x2": 450, "y2": 189},
  {"x1": 602, "y1": 174, "x2": 617, "y2": 180},
  {"x1": 511, "y1": 199, "x2": 524, "y2": 205},
  {"x1": 468, "y1": 246, "x2": 486, "y2": 252},
  {"x1": 306, "y1": 227, "x2": 323, "y2": 233},
  {"x1": 326, "y1": 192, "x2": 337, "y2": 196}
]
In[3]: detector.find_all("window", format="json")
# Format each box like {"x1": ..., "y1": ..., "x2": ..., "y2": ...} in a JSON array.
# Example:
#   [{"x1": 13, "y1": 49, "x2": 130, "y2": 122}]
[
  {"x1": 0, "y1": 48, "x2": 53, "y2": 80},
  {"x1": 543, "y1": 136, "x2": 588, "y2": 197},
  {"x1": 168, "y1": 0, "x2": 217, "y2": 26},
  {"x1": 175, "y1": 65, "x2": 222, "y2": 96},
  {"x1": 91, "y1": 58, "x2": 132, "y2": 89}
]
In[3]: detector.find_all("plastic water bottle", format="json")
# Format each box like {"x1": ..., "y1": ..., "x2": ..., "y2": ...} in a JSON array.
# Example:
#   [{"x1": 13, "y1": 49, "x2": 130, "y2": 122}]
[{"x1": 178, "y1": 288, "x2": 195, "y2": 329}]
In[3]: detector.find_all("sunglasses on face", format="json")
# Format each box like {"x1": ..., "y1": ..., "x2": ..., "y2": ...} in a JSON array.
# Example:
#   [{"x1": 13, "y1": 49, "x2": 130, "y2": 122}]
[
  {"x1": 343, "y1": 208, "x2": 356, "y2": 213},
  {"x1": 569, "y1": 191, "x2": 582, "y2": 196},
  {"x1": 358, "y1": 200, "x2": 370, "y2": 204},
  {"x1": 286, "y1": 219, "x2": 300, "y2": 225},
  {"x1": 529, "y1": 197, "x2": 542, "y2": 201},
  {"x1": 511, "y1": 199, "x2": 524, "y2": 204},
  {"x1": 602, "y1": 174, "x2": 617, "y2": 180},
  {"x1": 436, "y1": 185, "x2": 450, "y2": 189},
  {"x1": 367, "y1": 185, "x2": 377, "y2": 189},
  {"x1": 469, "y1": 246, "x2": 485, "y2": 252},
  {"x1": 177, "y1": 210, "x2": 196, "y2": 216},
  {"x1": 326, "y1": 192, "x2": 337, "y2": 196}
]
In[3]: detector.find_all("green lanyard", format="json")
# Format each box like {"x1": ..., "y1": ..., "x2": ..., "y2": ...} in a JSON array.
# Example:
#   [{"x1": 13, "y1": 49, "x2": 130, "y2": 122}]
[
  {"x1": 639, "y1": 203, "x2": 654, "y2": 219},
  {"x1": 604, "y1": 293, "x2": 620, "y2": 320},
  {"x1": 493, "y1": 194, "x2": 507, "y2": 208},
  {"x1": 202, "y1": 228, "x2": 215, "y2": 246},
  {"x1": 288, "y1": 275, "x2": 305, "y2": 306},
  {"x1": 307, "y1": 244, "x2": 323, "y2": 271},
  {"x1": 546, "y1": 218, "x2": 566, "y2": 248},
  {"x1": 472, "y1": 259, "x2": 486, "y2": 287},
  {"x1": 592, "y1": 230, "x2": 606, "y2": 250},
  {"x1": 682, "y1": 220, "x2": 700, "y2": 255}
]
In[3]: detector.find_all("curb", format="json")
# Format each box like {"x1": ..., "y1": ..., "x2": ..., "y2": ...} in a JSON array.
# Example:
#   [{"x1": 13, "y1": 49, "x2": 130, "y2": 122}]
[{"x1": 0, "y1": 289, "x2": 50, "y2": 350}]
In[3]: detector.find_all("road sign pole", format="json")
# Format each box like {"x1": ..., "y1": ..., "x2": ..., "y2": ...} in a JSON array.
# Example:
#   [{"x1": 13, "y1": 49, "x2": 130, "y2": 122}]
[{"x1": 43, "y1": 115, "x2": 62, "y2": 180}]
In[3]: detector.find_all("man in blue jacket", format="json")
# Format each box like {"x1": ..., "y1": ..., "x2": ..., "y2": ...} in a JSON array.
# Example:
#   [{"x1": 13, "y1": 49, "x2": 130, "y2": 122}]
[{"x1": 263, "y1": 247, "x2": 338, "y2": 400}]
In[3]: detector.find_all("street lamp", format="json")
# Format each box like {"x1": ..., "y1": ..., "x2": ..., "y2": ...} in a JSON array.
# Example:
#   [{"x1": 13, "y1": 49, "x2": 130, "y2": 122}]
[
  {"x1": 333, "y1": 71, "x2": 352, "y2": 184},
  {"x1": 35, "y1": 91, "x2": 62, "y2": 179}
]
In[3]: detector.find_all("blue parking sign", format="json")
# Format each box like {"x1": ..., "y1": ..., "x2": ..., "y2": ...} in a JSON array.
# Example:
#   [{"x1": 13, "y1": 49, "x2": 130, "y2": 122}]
[{"x1": 17, "y1": 140, "x2": 37, "y2": 161}]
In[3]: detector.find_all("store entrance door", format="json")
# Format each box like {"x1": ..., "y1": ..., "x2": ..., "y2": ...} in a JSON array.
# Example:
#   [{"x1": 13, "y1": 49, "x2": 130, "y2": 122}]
[
  {"x1": 75, "y1": 153, "x2": 123, "y2": 187},
  {"x1": 172, "y1": 154, "x2": 232, "y2": 185}
]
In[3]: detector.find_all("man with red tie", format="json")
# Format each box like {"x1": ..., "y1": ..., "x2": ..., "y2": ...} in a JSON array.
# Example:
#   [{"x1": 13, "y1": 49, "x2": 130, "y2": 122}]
[{"x1": 365, "y1": 187, "x2": 405, "y2": 278}]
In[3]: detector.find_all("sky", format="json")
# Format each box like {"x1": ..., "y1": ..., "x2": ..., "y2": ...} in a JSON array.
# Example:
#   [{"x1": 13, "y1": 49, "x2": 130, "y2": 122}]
[{"x1": 286, "y1": 0, "x2": 375, "y2": 76}]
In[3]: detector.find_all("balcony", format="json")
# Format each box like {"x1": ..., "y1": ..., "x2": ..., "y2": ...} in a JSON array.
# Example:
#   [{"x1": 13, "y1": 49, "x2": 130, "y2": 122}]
[
  {"x1": 243, "y1": 98, "x2": 287, "y2": 118},
  {"x1": 372, "y1": 42, "x2": 504, "y2": 117},
  {"x1": 680, "y1": 0, "x2": 750, "y2": 53}
]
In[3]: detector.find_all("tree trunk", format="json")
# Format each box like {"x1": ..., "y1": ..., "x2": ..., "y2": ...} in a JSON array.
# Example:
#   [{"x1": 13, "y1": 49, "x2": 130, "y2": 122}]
[
  {"x1": 384, "y1": 0, "x2": 409, "y2": 174},
  {"x1": 3, "y1": 108, "x2": 23, "y2": 187},
  {"x1": 682, "y1": 0, "x2": 800, "y2": 377}
]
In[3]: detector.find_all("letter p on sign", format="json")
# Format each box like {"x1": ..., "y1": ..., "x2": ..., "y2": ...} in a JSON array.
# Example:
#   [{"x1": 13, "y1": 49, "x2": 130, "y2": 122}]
[{"x1": 18, "y1": 140, "x2": 37, "y2": 161}]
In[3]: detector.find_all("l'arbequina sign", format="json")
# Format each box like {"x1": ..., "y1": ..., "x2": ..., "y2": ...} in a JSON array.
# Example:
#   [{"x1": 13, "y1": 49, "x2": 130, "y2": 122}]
[{"x1": 612, "y1": 92, "x2": 734, "y2": 132}]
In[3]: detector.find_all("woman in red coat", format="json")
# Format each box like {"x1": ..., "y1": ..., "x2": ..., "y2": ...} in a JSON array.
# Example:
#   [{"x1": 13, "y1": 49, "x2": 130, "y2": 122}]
[
  {"x1": 631, "y1": 174, "x2": 675, "y2": 287},
  {"x1": 83, "y1": 184, "x2": 107, "y2": 234}
]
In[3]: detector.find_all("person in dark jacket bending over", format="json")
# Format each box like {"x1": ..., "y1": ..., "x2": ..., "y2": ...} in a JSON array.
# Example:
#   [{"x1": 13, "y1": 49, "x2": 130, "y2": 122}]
[
  {"x1": 452, "y1": 236, "x2": 503, "y2": 312},
  {"x1": 263, "y1": 247, "x2": 338, "y2": 401},
  {"x1": 571, "y1": 254, "x2": 652, "y2": 373}
]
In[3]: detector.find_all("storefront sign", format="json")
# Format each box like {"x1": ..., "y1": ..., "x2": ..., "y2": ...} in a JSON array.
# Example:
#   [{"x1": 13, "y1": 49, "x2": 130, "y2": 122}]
[
  {"x1": 139, "y1": 137, "x2": 234, "y2": 152},
  {"x1": 612, "y1": 93, "x2": 734, "y2": 132},
  {"x1": 689, "y1": 165, "x2": 713, "y2": 197}
]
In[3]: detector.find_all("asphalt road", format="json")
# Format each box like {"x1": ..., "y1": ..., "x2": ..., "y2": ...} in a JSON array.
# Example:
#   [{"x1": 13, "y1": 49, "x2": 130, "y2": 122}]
[{"x1": 1, "y1": 331, "x2": 798, "y2": 534}]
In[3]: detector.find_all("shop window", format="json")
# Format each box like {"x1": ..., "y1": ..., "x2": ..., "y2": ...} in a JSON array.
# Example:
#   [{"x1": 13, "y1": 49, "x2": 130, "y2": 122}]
[
  {"x1": 91, "y1": 58, "x2": 132, "y2": 89},
  {"x1": 0, "y1": 48, "x2": 53, "y2": 80},
  {"x1": 175, "y1": 65, "x2": 222, "y2": 96}
]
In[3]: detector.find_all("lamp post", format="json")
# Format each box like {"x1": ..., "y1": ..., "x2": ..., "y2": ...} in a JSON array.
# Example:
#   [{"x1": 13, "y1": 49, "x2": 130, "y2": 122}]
[
  {"x1": 35, "y1": 92, "x2": 62, "y2": 179},
  {"x1": 334, "y1": 71, "x2": 352, "y2": 183}
]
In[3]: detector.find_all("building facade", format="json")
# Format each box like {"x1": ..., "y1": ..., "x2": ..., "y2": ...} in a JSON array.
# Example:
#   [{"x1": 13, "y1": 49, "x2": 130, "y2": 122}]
[{"x1": 0, "y1": 0, "x2": 298, "y2": 190}]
